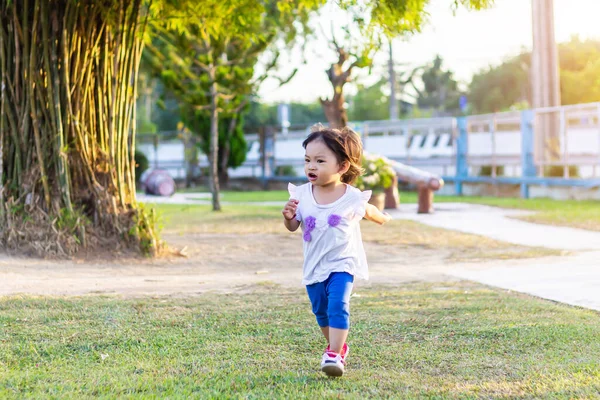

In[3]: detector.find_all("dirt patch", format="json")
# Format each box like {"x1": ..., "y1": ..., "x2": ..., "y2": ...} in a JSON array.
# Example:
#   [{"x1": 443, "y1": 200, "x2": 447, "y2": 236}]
[{"x1": 0, "y1": 231, "x2": 568, "y2": 298}]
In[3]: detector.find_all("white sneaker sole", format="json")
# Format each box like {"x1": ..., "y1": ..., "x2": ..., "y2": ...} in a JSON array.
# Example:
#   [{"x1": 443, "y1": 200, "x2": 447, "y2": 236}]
[
  {"x1": 321, "y1": 346, "x2": 349, "y2": 377},
  {"x1": 321, "y1": 363, "x2": 344, "y2": 377}
]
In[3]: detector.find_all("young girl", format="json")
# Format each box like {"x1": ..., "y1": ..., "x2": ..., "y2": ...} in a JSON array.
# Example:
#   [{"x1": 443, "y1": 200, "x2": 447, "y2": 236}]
[{"x1": 282, "y1": 125, "x2": 391, "y2": 377}]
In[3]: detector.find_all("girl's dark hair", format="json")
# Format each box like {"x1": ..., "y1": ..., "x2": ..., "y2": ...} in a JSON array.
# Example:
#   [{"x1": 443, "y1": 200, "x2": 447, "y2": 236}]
[{"x1": 302, "y1": 124, "x2": 364, "y2": 185}]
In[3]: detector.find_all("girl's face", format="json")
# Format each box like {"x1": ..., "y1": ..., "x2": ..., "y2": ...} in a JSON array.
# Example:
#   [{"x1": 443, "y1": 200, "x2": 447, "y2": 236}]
[{"x1": 304, "y1": 139, "x2": 347, "y2": 187}]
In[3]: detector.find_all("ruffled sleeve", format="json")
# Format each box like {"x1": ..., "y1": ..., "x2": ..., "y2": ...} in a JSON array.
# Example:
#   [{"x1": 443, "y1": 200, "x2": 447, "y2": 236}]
[
  {"x1": 288, "y1": 183, "x2": 298, "y2": 199},
  {"x1": 287, "y1": 183, "x2": 302, "y2": 222},
  {"x1": 354, "y1": 189, "x2": 372, "y2": 219}
]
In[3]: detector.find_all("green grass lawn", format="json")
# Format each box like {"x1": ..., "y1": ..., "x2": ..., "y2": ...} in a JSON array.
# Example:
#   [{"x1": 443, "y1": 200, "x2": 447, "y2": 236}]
[
  {"x1": 1, "y1": 282, "x2": 599, "y2": 398},
  {"x1": 423, "y1": 193, "x2": 600, "y2": 232},
  {"x1": 179, "y1": 189, "x2": 600, "y2": 232}
]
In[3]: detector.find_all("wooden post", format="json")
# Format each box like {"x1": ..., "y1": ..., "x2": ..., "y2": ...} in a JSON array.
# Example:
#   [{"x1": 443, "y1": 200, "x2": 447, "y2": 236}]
[
  {"x1": 385, "y1": 156, "x2": 444, "y2": 214},
  {"x1": 532, "y1": 0, "x2": 561, "y2": 162},
  {"x1": 417, "y1": 185, "x2": 433, "y2": 214},
  {"x1": 384, "y1": 174, "x2": 400, "y2": 209}
]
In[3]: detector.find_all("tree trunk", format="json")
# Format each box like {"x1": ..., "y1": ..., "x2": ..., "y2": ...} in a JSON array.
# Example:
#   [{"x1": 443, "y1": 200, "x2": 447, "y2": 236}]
[
  {"x1": 320, "y1": 47, "x2": 354, "y2": 129},
  {"x1": 218, "y1": 144, "x2": 230, "y2": 188},
  {"x1": 217, "y1": 113, "x2": 239, "y2": 188},
  {"x1": 320, "y1": 94, "x2": 347, "y2": 129},
  {"x1": 208, "y1": 67, "x2": 221, "y2": 211},
  {"x1": 0, "y1": 0, "x2": 159, "y2": 256}
]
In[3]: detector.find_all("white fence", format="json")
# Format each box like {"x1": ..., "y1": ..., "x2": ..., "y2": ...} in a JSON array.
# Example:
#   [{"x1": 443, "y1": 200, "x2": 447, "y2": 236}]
[{"x1": 138, "y1": 102, "x2": 600, "y2": 181}]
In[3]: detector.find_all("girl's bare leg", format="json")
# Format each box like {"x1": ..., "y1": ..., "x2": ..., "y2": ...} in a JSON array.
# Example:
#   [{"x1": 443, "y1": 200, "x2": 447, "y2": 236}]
[{"x1": 328, "y1": 327, "x2": 348, "y2": 354}]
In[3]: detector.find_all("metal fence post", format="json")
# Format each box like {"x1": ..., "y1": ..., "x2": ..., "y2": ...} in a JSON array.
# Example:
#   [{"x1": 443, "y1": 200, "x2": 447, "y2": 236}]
[
  {"x1": 455, "y1": 117, "x2": 468, "y2": 196},
  {"x1": 520, "y1": 110, "x2": 536, "y2": 198}
]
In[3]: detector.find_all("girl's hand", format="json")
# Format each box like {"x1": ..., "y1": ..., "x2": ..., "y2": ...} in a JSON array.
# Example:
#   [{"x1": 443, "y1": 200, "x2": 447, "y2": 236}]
[
  {"x1": 282, "y1": 199, "x2": 299, "y2": 221},
  {"x1": 382, "y1": 212, "x2": 392, "y2": 224},
  {"x1": 365, "y1": 203, "x2": 392, "y2": 225}
]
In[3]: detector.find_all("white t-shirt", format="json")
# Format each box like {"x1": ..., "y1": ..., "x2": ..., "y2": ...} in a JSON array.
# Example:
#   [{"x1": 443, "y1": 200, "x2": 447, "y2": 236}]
[{"x1": 288, "y1": 182, "x2": 372, "y2": 286}]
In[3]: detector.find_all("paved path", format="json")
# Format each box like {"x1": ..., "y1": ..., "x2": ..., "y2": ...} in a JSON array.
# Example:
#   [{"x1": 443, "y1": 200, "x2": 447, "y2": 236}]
[
  {"x1": 137, "y1": 193, "x2": 282, "y2": 207},
  {"x1": 140, "y1": 193, "x2": 600, "y2": 312},
  {"x1": 388, "y1": 203, "x2": 600, "y2": 312},
  {"x1": 388, "y1": 202, "x2": 600, "y2": 251},
  {"x1": 449, "y1": 251, "x2": 600, "y2": 312}
]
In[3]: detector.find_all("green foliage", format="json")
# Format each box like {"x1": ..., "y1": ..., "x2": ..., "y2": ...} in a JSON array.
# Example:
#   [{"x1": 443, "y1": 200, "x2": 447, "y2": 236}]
[
  {"x1": 136, "y1": 70, "x2": 181, "y2": 133},
  {"x1": 468, "y1": 52, "x2": 530, "y2": 114},
  {"x1": 339, "y1": 0, "x2": 494, "y2": 41},
  {"x1": 144, "y1": 0, "x2": 322, "y2": 192},
  {"x1": 56, "y1": 208, "x2": 90, "y2": 244},
  {"x1": 559, "y1": 38, "x2": 600, "y2": 105},
  {"x1": 355, "y1": 153, "x2": 396, "y2": 192},
  {"x1": 348, "y1": 79, "x2": 390, "y2": 121},
  {"x1": 468, "y1": 38, "x2": 600, "y2": 114},
  {"x1": 134, "y1": 151, "x2": 150, "y2": 182},
  {"x1": 318, "y1": 0, "x2": 494, "y2": 120},
  {"x1": 415, "y1": 55, "x2": 463, "y2": 115},
  {"x1": 182, "y1": 109, "x2": 248, "y2": 170},
  {"x1": 228, "y1": 113, "x2": 249, "y2": 167},
  {"x1": 130, "y1": 205, "x2": 162, "y2": 256},
  {"x1": 136, "y1": 116, "x2": 157, "y2": 135},
  {"x1": 274, "y1": 165, "x2": 297, "y2": 177}
]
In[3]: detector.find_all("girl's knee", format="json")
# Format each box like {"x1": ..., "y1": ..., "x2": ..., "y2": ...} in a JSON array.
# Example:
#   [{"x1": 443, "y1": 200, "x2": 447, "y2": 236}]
[{"x1": 327, "y1": 300, "x2": 350, "y2": 329}]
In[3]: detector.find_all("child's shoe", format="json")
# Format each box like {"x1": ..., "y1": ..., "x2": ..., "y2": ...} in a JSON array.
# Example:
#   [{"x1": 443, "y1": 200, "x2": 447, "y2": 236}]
[{"x1": 321, "y1": 343, "x2": 349, "y2": 377}]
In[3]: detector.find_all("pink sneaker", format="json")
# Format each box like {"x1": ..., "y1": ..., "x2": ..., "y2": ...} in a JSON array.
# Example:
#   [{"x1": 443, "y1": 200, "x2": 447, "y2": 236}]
[{"x1": 321, "y1": 343, "x2": 349, "y2": 377}]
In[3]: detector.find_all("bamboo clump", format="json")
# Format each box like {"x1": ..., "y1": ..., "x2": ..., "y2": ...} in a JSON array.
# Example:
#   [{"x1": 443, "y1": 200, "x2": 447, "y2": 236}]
[{"x1": 0, "y1": 0, "x2": 159, "y2": 256}]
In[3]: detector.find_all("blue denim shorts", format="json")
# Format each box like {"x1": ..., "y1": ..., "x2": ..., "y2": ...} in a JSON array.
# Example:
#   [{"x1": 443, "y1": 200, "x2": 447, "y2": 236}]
[{"x1": 305, "y1": 272, "x2": 354, "y2": 330}]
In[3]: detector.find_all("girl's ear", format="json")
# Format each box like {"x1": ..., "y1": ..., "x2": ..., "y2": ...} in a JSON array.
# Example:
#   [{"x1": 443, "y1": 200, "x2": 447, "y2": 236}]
[{"x1": 338, "y1": 160, "x2": 350, "y2": 175}]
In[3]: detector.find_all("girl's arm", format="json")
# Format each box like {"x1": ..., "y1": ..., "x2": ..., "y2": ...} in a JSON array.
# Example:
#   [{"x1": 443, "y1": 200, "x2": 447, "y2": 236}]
[
  {"x1": 284, "y1": 216, "x2": 301, "y2": 232},
  {"x1": 364, "y1": 203, "x2": 392, "y2": 225}
]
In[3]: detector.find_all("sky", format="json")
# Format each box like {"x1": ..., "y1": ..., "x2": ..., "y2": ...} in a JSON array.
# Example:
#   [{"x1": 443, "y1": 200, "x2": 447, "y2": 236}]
[{"x1": 256, "y1": 0, "x2": 600, "y2": 104}]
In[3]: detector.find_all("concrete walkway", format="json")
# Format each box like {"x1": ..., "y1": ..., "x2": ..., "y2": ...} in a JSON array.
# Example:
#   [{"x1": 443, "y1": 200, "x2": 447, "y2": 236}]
[
  {"x1": 137, "y1": 193, "x2": 283, "y2": 207},
  {"x1": 388, "y1": 203, "x2": 600, "y2": 312},
  {"x1": 449, "y1": 251, "x2": 600, "y2": 312},
  {"x1": 387, "y1": 202, "x2": 600, "y2": 251},
  {"x1": 140, "y1": 193, "x2": 600, "y2": 312}
]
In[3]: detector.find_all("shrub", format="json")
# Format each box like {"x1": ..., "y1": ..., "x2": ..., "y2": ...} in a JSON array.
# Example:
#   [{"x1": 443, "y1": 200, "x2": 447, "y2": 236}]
[
  {"x1": 135, "y1": 150, "x2": 150, "y2": 182},
  {"x1": 355, "y1": 154, "x2": 396, "y2": 193},
  {"x1": 275, "y1": 165, "x2": 297, "y2": 177}
]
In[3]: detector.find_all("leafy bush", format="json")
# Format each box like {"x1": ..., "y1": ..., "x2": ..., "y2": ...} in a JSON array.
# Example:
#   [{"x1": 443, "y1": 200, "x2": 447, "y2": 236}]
[
  {"x1": 275, "y1": 165, "x2": 297, "y2": 177},
  {"x1": 355, "y1": 154, "x2": 395, "y2": 193},
  {"x1": 135, "y1": 150, "x2": 150, "y2": 182}
]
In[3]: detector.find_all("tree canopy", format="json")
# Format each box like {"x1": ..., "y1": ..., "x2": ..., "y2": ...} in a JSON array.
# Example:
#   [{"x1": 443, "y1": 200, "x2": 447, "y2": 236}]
[
  {"x1": 144, "y1": 0, "x2": 322, "y2": 210},
  {"x1": 317, "y1": 0, "x2": 496, "y2": 127},
  {"x1": 415, "y1": 55, "x2": 462, "y2": 116}
]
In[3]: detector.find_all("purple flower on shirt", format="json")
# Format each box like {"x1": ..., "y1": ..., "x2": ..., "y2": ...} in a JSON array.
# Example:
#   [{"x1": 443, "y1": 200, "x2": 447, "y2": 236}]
[
  {"x1": 327, "y1": 214, "x2": 342, "y2": 227},
  {"x1": 305, "y1": 216, "x2": 316, "y2": 231},
  {"x1": 303, "y1": 215, "x2": 317, "y2": 242},
  {"x1": 303, "y1": 231, "x2": 312, "y2": 242}
]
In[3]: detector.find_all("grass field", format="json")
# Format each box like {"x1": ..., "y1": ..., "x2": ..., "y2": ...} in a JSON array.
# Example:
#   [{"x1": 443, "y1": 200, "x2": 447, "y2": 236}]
[
  {"x1": 2, "y1": 188, "x2": 598, "y2": 398},
  {"x1": 2, "y1": 282, "x2": 599, "y2": 398},
  {"x1": 181, "y1": 189, "x2": 600, "y2": 232}
]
